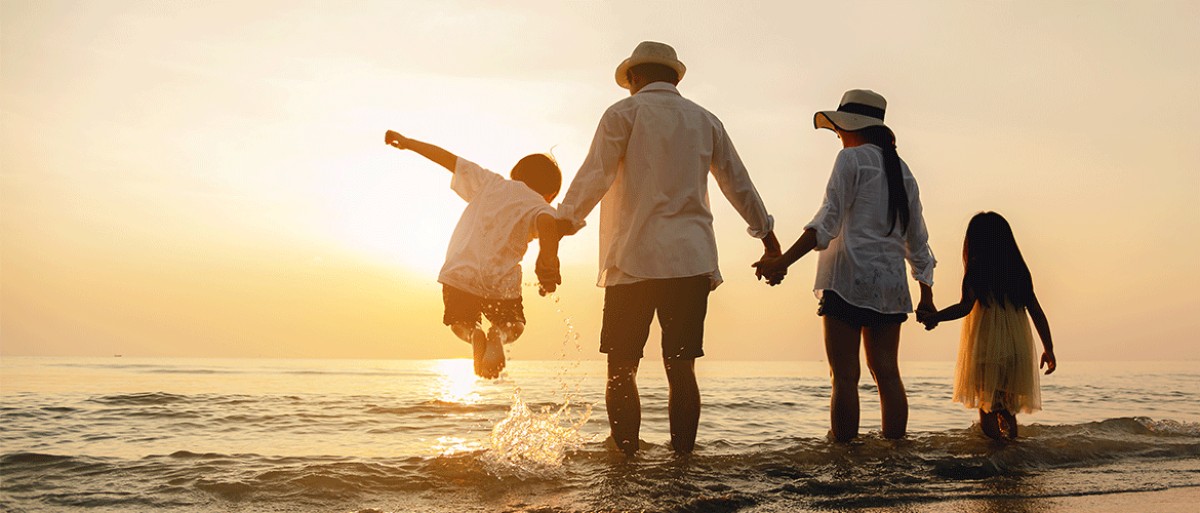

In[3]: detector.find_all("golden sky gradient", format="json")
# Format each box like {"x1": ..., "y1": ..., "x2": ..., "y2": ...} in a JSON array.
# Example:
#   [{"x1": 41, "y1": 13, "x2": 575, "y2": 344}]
[{"x1": 2, "y1": 1, "x2": 1198, "y2": 361}]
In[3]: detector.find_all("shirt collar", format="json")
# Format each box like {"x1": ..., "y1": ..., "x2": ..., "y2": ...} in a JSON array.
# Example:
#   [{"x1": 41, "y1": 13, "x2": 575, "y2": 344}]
[{"x1": 635, "y1": 82, "x2": 681, "y2": 96}]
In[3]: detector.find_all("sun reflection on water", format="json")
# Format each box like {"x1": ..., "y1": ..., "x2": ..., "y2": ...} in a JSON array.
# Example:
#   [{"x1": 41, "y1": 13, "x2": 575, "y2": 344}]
[{"x1": 431, "y1": 359, "x2": 481, "y2": 404}]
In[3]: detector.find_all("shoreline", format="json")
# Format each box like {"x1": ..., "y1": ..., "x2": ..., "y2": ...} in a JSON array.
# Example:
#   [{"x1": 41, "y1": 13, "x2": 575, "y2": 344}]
[{"x1": 853, "y1": 486, "x2": 1200, "y2": 513}]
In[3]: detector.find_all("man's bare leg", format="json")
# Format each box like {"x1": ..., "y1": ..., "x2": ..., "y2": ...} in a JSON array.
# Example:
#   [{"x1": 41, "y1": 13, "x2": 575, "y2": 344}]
[
  {"x1": 606, "y1": 357, "x2": 641, "y2": 456},
  {"x1": 664, "y1": 357, "x2": 700, "y2": 454}
]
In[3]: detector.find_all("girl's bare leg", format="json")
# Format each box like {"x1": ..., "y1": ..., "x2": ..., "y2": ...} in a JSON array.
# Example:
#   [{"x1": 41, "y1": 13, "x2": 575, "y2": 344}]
[
  {"x1": 998, "y1": 409, "x2": 1018, "y2": 439},
  {"x1": 979, "y1": 409, "x2": 1004, "y2": 441}
]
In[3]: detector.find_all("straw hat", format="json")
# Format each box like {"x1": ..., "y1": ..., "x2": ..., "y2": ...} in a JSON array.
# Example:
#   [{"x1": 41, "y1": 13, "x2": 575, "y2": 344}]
[
  {"x1": 615, "y1": 41, "x2": 687, "y2": 89},
  {"x1": 814, "y1": 89, "x2": 888, "y2": 132}
]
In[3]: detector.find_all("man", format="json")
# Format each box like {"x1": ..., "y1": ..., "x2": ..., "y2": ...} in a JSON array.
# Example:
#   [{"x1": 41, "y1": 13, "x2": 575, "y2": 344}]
[{"x1": 555, "y1": 41, "x2": 781, "y2": 456}]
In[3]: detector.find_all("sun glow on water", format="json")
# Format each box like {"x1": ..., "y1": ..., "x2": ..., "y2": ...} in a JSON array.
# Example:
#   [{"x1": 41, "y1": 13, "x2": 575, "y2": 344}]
[{"x1": 431, "y1": 359, "x2": 481, "y2": 405}]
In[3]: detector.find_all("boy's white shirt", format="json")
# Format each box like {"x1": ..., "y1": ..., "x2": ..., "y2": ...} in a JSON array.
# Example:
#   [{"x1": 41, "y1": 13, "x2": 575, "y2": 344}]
[{"x1": 438, "y1": 158, "x2": 555, "y2": 300}]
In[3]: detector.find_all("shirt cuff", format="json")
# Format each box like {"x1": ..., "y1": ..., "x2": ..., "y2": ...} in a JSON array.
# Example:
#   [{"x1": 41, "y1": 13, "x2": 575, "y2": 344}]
[
  {"x1": 745, "y1": 214, "x2": 775, "y2": 239},
  {"x1": 803, "y1": 220, "x2": 834, "y2": 250},
  {"x1": 555, "y1": 203, "x2": 588, "y2": 233}
]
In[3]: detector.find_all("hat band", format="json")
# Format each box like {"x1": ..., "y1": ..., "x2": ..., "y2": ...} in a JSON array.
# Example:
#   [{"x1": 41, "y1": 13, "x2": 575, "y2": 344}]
[{"x1": 837, "y1": 102, "x2": 885, "y2": 121}]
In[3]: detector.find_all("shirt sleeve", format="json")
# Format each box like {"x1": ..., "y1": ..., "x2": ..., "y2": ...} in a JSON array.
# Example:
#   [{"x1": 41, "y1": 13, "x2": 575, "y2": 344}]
[
  {"x1": 804, "y1": 149, "x2": 857, "y2": 250},
  {"x1": 556, "y1": 105, "x2": 629, "y2": 232},
  {"x1": 450, "y1": 157, "x2": 504, "y2": 203},
  {"x1": 903, "y1": 168, "x2": 936, "y2": 285},
  {"x1": 710, "y1": 123, "x2": 775, "y2": 238},
  {"x1": 529, "y1": 203, "x2": 557, "y2": 239}
]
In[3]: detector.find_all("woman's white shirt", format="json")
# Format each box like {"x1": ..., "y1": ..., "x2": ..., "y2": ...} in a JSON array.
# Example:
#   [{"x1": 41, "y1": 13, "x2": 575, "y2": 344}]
[{"x1": 805, "y1": 144, "x2": 936, "y2": 314}]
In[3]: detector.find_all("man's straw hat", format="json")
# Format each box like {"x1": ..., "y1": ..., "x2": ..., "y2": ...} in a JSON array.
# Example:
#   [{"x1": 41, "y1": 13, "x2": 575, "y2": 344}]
[
  {"x1": 615, "y1": 41, "x2": 687, "y2": 89},
  {"x1": 814, "y1": 89, "x2": 889, "y2": 132}
]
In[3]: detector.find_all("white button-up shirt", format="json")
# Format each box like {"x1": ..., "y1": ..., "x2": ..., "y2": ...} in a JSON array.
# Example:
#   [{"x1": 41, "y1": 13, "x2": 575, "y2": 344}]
[
  {"x1": 557, "y1": 82, "x2": 774, "y2": 289},
  {"x1": 805, "y1": 144, "x2": 936, "y2": 314},
  {"x1": 438, "y1": 158, "x2": 555, "y2": 300}
]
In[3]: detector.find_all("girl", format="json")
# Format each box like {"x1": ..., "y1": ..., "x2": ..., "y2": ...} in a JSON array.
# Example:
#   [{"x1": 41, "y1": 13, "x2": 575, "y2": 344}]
[{"x1": 921, "y1": 212, "x2": 1057, "y2": 441}]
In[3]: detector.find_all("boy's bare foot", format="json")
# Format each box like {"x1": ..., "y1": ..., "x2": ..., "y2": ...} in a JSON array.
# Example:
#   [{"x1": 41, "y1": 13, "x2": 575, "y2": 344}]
[
  {"x1": 471, "y1": 330, "x2": 488, "y2": 377},
  {"x1": 479, "y1": 330, "x2": 506, "y2": 379}
]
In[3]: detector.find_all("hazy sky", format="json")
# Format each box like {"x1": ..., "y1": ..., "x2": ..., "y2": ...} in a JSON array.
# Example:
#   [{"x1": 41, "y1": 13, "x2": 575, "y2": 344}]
[{"x1": 3, "y1": 1, "x2": 1198, "y2": 362}]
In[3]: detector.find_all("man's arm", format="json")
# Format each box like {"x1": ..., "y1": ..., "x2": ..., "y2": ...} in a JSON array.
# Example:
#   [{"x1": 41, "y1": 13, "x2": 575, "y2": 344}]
[
  {"x1": 556, "y1": 108, "x2": 629, "y2": 236},
  {"x1": 385, "y1": 130, "x2": 457, "y2": 172},
  {"x1": 534, "y1": 213, "x2": 562, "y2": 296},
  {"x1": 709, "y1": 126, "x2": 775, "y2": 241}
]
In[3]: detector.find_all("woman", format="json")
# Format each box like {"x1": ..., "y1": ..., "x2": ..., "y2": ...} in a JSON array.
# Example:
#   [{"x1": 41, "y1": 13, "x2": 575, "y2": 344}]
[{"x1": 754, "y1": 89, "x2": 936, "y2": 442}]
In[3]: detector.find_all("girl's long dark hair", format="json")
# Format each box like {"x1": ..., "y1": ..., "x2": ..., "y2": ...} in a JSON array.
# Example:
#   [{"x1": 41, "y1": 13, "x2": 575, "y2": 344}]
[
  {"x1": 962, "y1": 212, "x2": 1034, "y2": 308},
  {"x1": 856, "y1": 126, "x2": 909, "y2": 236}
]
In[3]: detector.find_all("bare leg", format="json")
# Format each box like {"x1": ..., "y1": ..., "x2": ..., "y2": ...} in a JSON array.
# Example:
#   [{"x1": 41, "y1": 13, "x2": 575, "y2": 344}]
[
  {"x1": 998, "y1": 409, "x2": 1018, "y2": 439},
  {"x1": 979, "y1": 409, "x2": 1004, "y2": 441},
  {"x1": 480, "y1": 322, "x2": 522, "y2": 379},
  {"x1": 450, "y1": 322, "x2": 487, "y2": 377},
  {"x1": 664, "y1": 358, "x2": 700, "y2": 455},
  {"x1": 863, "y1": 322, "x2": 908, "y2": 439},
  {"x1": 824, "y1": 316, "x2": 862, "y2": 443},
  {"x1": 606, "y1": 357, "x2": 641, "y2": 457}
]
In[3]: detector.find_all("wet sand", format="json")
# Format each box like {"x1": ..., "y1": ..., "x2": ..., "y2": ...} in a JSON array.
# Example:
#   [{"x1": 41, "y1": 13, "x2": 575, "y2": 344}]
[{"x1": 841, "y1": 486, "x2": 1200, "y2": 513}]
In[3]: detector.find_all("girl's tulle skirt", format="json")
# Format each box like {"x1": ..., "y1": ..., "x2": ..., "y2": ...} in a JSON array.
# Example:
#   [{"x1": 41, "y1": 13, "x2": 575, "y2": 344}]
[{"x1": 953, "y1": 302, "x2": 1041, "y2": 414}]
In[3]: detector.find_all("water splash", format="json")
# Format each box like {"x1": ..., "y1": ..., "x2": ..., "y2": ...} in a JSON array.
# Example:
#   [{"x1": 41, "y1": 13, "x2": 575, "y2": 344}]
[
  {"x1": 484, "y1": 389, "x2": 595, "y2": 472},
  {"x1": 481, "y1": 285, "x2": 598, "y2": 473}
]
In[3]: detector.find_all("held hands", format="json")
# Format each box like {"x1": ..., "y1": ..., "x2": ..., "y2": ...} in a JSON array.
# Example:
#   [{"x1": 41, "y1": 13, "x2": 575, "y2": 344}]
[
  {"x1": 1040, "y1": 351, "x2": 1057, "y2": 375},
  {"x1": 384, "y1": 130, "x2": 410, "y2": 150},
  {"x1": 916, "y1": 301, "x2": 939, "y2": 330},
  {"x1": 751, "y1": 251, "x2": 787, "y2": 286},
  {"x1": 535, "y1": 257, "x2": 561, "y2": 297}
]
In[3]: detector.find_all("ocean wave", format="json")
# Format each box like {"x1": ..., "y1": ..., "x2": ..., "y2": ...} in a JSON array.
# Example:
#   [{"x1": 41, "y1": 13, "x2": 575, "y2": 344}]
[
  {"x1": 88, "y1": 392, "x2": 191, "y2": 406},
  {"x1": 3, "y1": 417, "x2": 1198, "y2": 512}
]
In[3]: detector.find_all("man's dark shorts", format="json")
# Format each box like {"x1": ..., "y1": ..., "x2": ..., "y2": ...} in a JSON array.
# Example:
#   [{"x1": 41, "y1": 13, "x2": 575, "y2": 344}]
[
  {"x1": 442, "y1": 285, "x2": 525, "y2": 328},
  {"x1": 600, "y1": 275, "x2": 710, "y2": 360},
  {"x1": 817, "y1": 290, "x2": 907, "y2": 328}
]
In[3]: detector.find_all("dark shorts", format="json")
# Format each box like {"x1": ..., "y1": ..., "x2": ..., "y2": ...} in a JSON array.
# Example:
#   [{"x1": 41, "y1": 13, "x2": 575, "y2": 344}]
[
  {"x1": 442, "y1": 285, "x2": 525, "y2": 328},
  {"x1": 600, "y1": 275, "x2": 710, "y2": 361},
  {"x1": 817, "y1": 290, "x2": 907, "y2": 328}
]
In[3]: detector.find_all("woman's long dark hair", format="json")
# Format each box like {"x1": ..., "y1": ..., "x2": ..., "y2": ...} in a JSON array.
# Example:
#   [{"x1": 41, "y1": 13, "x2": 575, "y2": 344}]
[
  {"x1": 962, "y1": 212, "x2": 1034, "y2": 308},
  {"x1": 856, "y1": 126, "x2": 909, "y2": 236}
]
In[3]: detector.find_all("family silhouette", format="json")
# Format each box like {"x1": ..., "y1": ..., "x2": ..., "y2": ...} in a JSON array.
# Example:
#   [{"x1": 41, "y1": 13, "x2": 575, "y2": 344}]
[{"x1": 385, "y1": 40, "x2": 1056, "y2": 453}]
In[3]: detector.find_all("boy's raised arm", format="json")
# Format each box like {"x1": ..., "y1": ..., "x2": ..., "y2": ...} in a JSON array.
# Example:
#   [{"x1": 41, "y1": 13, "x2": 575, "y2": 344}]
[{"x1": 385, "y1": 130, "x2": 458, "y2": 172}]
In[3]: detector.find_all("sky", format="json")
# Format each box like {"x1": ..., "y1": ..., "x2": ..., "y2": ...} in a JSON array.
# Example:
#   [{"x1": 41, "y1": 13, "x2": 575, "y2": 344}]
[{"x1": 2, "y1": 1, "x2": 1198, "y2": 362}]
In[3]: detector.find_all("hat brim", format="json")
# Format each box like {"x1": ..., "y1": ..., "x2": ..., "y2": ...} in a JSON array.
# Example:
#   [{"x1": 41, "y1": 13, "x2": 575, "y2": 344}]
[
  {"x1": 615, "y1": 57, "x2": 687, "y2": 89},
  {"x1": 814, "y1": 111, "x2": 887, "y2": 132}
]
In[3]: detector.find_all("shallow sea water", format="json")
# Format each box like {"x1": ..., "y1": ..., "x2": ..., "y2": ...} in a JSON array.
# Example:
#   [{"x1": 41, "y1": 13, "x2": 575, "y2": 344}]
[{"x1": 2, "y1": 356, "x2": 1199, "y2": 512}]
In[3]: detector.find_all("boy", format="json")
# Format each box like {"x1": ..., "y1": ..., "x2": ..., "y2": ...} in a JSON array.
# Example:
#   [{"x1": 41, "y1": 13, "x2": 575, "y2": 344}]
[{"x1": 385, "y1": 130, "x2": 562, "y2": 378}]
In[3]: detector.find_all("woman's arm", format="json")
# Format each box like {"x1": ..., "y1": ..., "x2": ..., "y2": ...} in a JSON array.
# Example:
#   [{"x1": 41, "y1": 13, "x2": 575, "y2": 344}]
[
  {"x1": 753, "y1": 151, "x2": 855, "y2": 284},
  {"x1": 1027, "y1": 290, "x2": 1056, "y2": 374}
]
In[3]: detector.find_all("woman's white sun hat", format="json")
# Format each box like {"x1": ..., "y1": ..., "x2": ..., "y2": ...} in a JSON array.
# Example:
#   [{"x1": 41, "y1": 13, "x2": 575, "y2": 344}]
[
  {"x1": 615, "y1": 41, "x2": 687, "y2": 89},
  {"x1": 814, "y1": 89, "x2": 889, "y2": 132}
]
